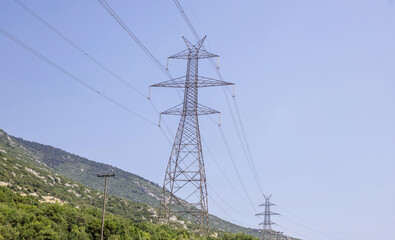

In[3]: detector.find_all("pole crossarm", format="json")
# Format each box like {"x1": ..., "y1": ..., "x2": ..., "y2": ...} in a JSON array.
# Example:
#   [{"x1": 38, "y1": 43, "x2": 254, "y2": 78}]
[
  {"x1": 161, "y1": 103, "x2": 220, "y2": 116},
  {"x1": 150, "y1": 76, "x2": 234, "y2": 88},
  {"x1": 97, "y1": 174, "x2": 115, "y2": 178}
]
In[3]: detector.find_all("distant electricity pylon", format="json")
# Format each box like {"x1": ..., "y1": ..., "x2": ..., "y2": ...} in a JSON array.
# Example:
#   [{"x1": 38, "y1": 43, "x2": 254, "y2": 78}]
[
  {"x1": 150, "y1": 36, "x2": 233, "y2": 234},
  {"x1": 256, "y1": 194, "x2": 280, "y2": 240}
]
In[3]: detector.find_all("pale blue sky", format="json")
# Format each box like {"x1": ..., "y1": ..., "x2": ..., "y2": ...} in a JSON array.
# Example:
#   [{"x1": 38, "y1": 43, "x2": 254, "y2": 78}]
[{"x1": 1, "y1": 1, "x2": 395, "y2": 239}]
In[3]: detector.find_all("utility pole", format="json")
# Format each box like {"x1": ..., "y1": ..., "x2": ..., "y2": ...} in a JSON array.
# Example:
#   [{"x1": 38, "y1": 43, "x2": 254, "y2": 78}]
[
  {"x1": 97, "y1": 173, "x2": 115, "y2": 240},
  {"x1": 256, "y1": 194, "x2": 279, "y2": 240},
  {"x1": 150, "y1": 36, "x2": 234, "y2": 235}
]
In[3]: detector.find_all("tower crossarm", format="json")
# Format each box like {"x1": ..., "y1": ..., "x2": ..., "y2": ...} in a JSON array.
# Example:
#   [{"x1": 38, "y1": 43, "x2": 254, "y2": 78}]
[
  {"x1": 255, "y1": 211, "x2": 279, "y2": 216},
  {"x1": 169, "y1": 49, "x2": 218, "y2": 59},
  {"x1": 259, "y1": 202, "x2": 276, "y2": 207},
  {"x1": 168, "y1": 35, "x2": 218, "y2": 59},
  {"x1": 150, "y1": 76, "x2": 234, "y2": 88},
  {"x1": 259, "y1": 221, "x2": 276, "y2": 226},
  {"x1": 161, "y1": 103, "x2": 220, "y2": 116}
]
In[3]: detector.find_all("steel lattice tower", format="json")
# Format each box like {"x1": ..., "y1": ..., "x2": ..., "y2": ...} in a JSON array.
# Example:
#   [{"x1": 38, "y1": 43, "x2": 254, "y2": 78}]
[
  {"x1": 150, "y1": 36, "x2": 233, "y2": 234},
  {"x1": 256, "y1": 194, "x2": 279, "y2": 240}
]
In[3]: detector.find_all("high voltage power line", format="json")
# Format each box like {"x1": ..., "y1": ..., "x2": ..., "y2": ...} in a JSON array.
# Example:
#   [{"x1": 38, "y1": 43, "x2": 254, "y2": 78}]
[
  {"x1": 207, "y1": 184, "x2": 251, "y2": 218},
  {"x1": 14, "y1": 0, "x2": 146, "y2": 99},
  {"x1": 0, "y1": 27, "x2": 157, "y2": 127},
  {"x1": 96, "y1": 0, "x2": 172, "y2": 79},
  {"x1": 4, "y1": 2, "x2": 349, "y2": 238},
  {"x1": 13, "y1": 0, "x2": 254, "y2": 225},
  {"x1": 94, "y1": 0, "x2": 261, "y2": 219},
  {"x1": 154, "y1": 0, "x2": 183, "y2": 37},
  {"x1": 14, "y1": 1, "x2": 257, "y2": 203},
  {"x1": 275, "y1": 224, "x2": 315, "y2": 240},
  {"x1": 12, "y1": 0, "x2": 178, "y2": 145},
  {"x1": 94, "y1": 0, "x2": 269, "y2": 231},
  {"x1": 277, "y1": 205, "x2": 360, "y2": 240},
  {"x1": 202, "y1": 138, "x2": 248, "y2": 204},
  {"x1": 230, "y1": 90, "x2": 265, "y2": 194},
  {"x1": 218, "y1": 127, "x2": 258, "y2": 213},
  {"x1": 221, "y1": 87, "x2": 265, "y2": 196},
  {"x1": 208, "y1": 192, "x2": 257, "y2": 229},
  {"x1": 280, "y1": 215, "x2": 348, "y2": 240},
  {"x1": 95, "y1": 0, "x2": 259, "y2": 230},
  {"x1": 94, "y1": 0, "x2": 187, "y2": 138}
]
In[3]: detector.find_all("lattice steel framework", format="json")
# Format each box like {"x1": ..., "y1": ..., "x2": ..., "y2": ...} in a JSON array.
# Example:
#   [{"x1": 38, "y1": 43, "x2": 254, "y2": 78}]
[
  {"x1": 150, "y1": 36, "x2": 233, "y2": 234},
  {"x1": 256, "y1": 195, "x2": 280, "y2": 240}
]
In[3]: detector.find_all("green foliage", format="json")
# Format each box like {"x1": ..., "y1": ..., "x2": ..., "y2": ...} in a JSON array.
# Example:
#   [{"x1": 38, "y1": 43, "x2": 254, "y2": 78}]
[{"x1": 0, "y1": 187, "x2": 259, "y2": 240}]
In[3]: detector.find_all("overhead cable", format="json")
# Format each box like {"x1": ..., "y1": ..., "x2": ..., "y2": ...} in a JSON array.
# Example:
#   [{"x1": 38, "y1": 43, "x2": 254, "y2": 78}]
[
  {"x1": 207, "y1": 184, "x2": 251, "y2": 218},
  {"x1": 218, "y1": 126, "x2": 258, "y2": 213},
  {"x1": 13, "y1": 0, "x2": 176, "y2": 143},
  {"x1": 222, "y1": 86, "x2": 265, "y2": 196},
  {"x1": 276, "y1": 224, "x2": 315, "y2": 240},
  {"x1": 277, "y1": 205, "x2": 359, "y2": 240},
  {"x1": 208, "y1": 193, "x2": 256, "y2": 228},
  {"x1": 203, "y1": 138, "x2": 248, "y2": 204},
  {"x1": 14, "y1": 0, "x2": 147, "y2": 98},
  {"x1": 280, "y1": 214, "x2": 350, "y2": 240},
  {"x1": 96, "y1": 0, "x2": 172, "y2": 79},
  {"x1": 0, "y1": 27, "x2": 157, "y2": 127}
]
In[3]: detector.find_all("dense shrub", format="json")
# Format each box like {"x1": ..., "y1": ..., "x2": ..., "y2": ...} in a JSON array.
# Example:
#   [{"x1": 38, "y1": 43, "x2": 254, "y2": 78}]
[{"x1": 0, "y1": 187, "x2": 257, "y2": 240}]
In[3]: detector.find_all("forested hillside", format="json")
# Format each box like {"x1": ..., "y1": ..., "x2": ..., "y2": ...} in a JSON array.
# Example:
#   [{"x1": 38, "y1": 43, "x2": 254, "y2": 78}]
[
  {"x1": 0, "y1": 130, "x2": 156, "y2": 223},
  {"x1": 1, "y1": 129, "x2": 261, "y2": 237},
  {"x1": 0, "y1": 186, "x2": 258, "y2": 239},
  {"x1": 0, "y1": 128, "x2": 265, "y2": 238},
  {"x1": 11, "y1": 134, "x2": 162, "y2": 207}
]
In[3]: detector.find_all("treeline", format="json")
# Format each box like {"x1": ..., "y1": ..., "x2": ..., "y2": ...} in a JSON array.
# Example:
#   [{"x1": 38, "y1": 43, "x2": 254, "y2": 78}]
[{"x1": 0, "y1": 187, "x2": 257, "y2": 240}]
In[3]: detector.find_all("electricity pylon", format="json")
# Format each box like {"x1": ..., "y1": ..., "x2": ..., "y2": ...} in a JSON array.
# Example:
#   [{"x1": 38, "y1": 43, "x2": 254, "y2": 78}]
[
  {"x1": 256, "y1": 194, "x2": 279, "y2": 240},
  {"x1": 150, "y1": 36, "x2": 233, "y2": 234}
]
